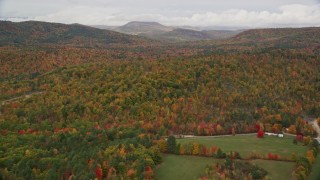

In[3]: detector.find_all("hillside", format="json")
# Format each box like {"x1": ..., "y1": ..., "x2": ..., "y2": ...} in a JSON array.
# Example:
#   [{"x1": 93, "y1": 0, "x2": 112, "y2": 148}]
[
  {"x1": 0, "y1": 21, "x2": 149, "y2": 47},
  {"x1": 204, "y1": 30, "x2": 244, "y2": 39},
  {"x1": 189, "y1": 27, "x2": 320, "y2": 54},
  {"x1": 229, "y1": 27, "x2": 320, "y2": 49},
  {"x1": 154, "y1": 29, "x2": 242, "y2": 42}
]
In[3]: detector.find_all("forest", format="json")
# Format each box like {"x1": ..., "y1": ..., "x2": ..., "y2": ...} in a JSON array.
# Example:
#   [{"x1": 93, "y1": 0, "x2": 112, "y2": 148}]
[{"x1": 0, "y1": 21, "x2": 319, "y2": 179}]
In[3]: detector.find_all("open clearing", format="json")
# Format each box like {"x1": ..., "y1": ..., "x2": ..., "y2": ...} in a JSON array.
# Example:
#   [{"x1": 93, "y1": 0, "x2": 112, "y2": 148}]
[
  {"x1": 155, "y1": 154, "x2": 222, "y2": 180},
  {"x1": 252, "y1": 159, "x2": 295, "y2": 180},
  {"x1": 177, "y1": 135, "x2": 308, "y2": 158},
  {"x1": 155, "y1": 154, "x2": 295, "y2": 180}
]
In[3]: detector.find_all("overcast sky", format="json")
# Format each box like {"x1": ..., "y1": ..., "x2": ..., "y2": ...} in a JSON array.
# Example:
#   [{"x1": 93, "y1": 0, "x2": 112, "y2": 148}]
[{"x1": 1, "y1": 0, "x2": 320, "y2": 28}]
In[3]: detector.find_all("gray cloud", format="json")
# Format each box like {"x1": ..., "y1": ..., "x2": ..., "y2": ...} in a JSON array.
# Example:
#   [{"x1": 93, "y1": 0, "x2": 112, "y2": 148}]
[{"x1": 1, "y1": 0, "x2": 320, "y2": 27}]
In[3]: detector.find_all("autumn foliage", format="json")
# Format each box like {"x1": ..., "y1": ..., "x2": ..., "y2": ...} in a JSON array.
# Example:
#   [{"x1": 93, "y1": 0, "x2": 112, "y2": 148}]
[
  {"x1": 257, "y1": 130, "x2": 264, "y2": 138},
  {"x1": 267, "y1": 153, "x2": 280, "y2": 160},
  {"x1": 0, "y1": 22, "x2": 319, "y2": 179},
  {"x1": 95, "y1": 164, "x2": 103, "y2": 180}
]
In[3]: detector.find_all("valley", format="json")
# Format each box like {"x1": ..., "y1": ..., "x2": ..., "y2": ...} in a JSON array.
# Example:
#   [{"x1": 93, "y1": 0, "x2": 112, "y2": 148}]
[{"x1": 0, "y1": 20, "x2": 319, "y2": 179}]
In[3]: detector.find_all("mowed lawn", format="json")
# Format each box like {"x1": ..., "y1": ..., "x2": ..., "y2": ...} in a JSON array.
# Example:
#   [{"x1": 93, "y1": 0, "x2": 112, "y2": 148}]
[
  {"x1": 252, "y1": 159, "x2": 295, "y2": 180},
  {"x1": 177, "y1": 135, "x2": 307, "y2": 158},
  {"x1": 155, "y1": 154, "x2": 222, "y2": 180}
]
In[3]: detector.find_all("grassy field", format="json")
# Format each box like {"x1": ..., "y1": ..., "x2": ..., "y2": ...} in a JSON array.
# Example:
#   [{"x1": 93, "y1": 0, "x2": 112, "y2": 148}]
[
  {"x1": 177, "y1": 135, "x2": 307, "y2": 158},
  {"x1": 252, "y1": 159, "x2": 295, "y2": 179},
  {"x1": 156, "y1": 136, "x2": 313, "y2": 180},
  {"x1": 155, "y1": 154, "x2": 222, "y2": 180},
  {"x1": 155, "y1": 154, "x2": 296, "y2": 180},
  {"x1": 309, "y1": 154, "x2": 320, "y2": 180}
]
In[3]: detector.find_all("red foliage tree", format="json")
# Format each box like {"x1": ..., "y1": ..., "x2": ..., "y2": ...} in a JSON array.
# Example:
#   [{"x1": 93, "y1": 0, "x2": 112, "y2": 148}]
[
  {"x1": 95, "y1": 164, "x2": 103, "y2": 180},
  {"x1": 257, "y1": 129, "x2": 264, "y2": 138},
  {"x1": 212, "y1": 146, "x2": 218, "y2": 154},
  {"x1": 268, "y1": 153, "x2": 280, "y2": 160},
  {"x1": 18, "y1": 130, "x2": 25, "y2": 135},
  {"x1": 144, "y1": 166, "x2": 153, "y2": 180},
  {"x1": 296, "y1": 134, "x2": 303, "y2": 142}
]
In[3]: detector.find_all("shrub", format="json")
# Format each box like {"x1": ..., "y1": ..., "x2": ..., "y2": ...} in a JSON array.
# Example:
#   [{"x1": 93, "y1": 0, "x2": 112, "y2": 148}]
[
  {"x1": 303, "y1": 136, "x2": 311, "y2": 146},
  {"x1": 246, "y1": 152, "x2": 263, "y2": 159},
  {"x1": 291, "y1": 153, "x2": 297, "y2": 161},
  {"x1": 217, "y1": 148, "x2": 226, "y2": 158},
  {"x1": 293, "y1": 139, "x2": 298, "y2": 145},
  {"x1": 228, "y1": 151, "x2": 241, "y2": 159}
]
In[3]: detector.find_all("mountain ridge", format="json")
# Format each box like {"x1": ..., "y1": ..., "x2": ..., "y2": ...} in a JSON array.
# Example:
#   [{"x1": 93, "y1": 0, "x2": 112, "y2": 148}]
[{"x1": 0, "y1": 20, "x2": 149, "y2": 47}]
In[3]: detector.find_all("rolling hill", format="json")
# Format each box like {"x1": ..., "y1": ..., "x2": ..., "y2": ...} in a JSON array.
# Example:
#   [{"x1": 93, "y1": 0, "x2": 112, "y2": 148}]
[
  {"x1": 229, "y1": 27, "x2": 320, "y2": 48},
  {"x1": 154, "y1": 29, "x2": 243, "y2": 42},
  {"x1": 193, "y1": 27, "x2": 320, "y2": 53},
  {"x1": 0, "y1": 21, "x2": 149, "y2": 47}
]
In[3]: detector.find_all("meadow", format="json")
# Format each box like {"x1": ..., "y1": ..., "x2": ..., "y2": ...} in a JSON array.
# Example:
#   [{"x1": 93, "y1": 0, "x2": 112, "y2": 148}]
[
  {"x1": 155, "y1": 154, "x2": 296, "y2": 180},
  {"x1": 155, "y1": 155, "x2": 222, "y2": 180},
  {"x1": 177, "y1": 134, "x2": 308, "y2": 158}
]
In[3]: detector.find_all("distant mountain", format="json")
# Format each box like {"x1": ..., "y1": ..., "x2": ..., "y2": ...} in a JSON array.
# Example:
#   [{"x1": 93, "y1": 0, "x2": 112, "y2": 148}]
[
  {"x1": 115, "y1": 21, "x2": 174, "y2": 35},
  {"x1": 105, "y1": 21, "x2": 241, "y2": 42},
  {"x1": 0, "y1": 21, "x2": 148, "y2": 47}
]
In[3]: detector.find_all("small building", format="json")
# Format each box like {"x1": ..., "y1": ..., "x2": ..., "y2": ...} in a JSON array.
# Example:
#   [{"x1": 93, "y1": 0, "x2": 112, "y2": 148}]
[
  {"x1": 265, "y1": 132, "x2": 277, "y2": 136},
  {"x1": 265, "y1": 132, "x2": 284, "y2": 137}
]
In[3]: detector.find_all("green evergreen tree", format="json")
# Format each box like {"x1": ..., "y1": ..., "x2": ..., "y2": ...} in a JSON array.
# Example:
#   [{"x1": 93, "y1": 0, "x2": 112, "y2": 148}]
[{"x1": 167, "y1": 136, "x2": 176, "y2": 153}]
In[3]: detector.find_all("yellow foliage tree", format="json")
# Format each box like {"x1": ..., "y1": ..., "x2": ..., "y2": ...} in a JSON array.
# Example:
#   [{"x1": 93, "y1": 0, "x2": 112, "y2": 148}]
[
  {"x1": 306, "y1": 150, "x2": 315, "y2": 164},
  {"x1": 216, "y1": 125, "x2": 224, "y2": 134},
  {"x1": 192, "y1": 142, "x2": 199, "y2": 155},
  {"x1": 287, "y1": 125, "x2": 296, "y2": 134},
  {"x1": 119, "y1": 145, "x2": 126, "y2": 159},
  {"x1": 180, "y1": 145, "x2": 185, "y2": 155},
  {"x1": 275, "y1": 114, "x2": 282, "y2": 121},
  {"x1": 231, "y1": 127, "x2": 236, "y2": 136},
  {"x1": 158, "y1": 139, "x2": 167, "y2": 153}
]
